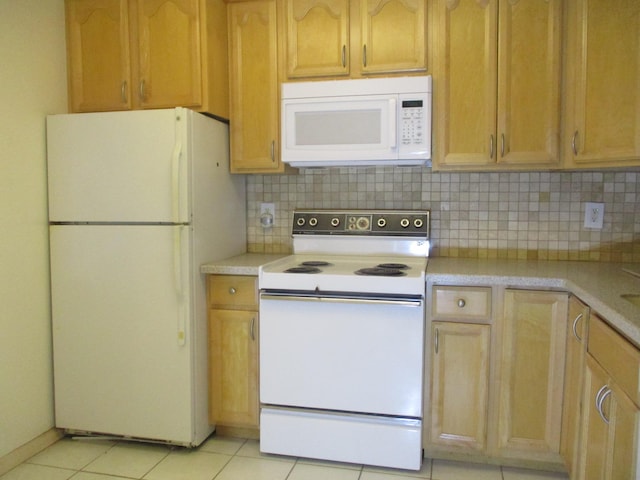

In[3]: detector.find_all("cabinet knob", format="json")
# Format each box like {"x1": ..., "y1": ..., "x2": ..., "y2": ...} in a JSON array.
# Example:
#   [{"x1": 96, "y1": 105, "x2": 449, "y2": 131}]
[
  {"x1": 229, "y1": 287, "x2": 237, "y2": 295},
  {"x1": 457, "y1": 298, "x2": 466, "y2": 308}
]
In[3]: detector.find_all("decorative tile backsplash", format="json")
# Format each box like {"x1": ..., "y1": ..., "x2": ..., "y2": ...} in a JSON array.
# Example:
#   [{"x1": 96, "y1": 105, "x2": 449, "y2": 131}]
[{"x1": 246, "y1": 168, "x2": 640, "y2": 262}]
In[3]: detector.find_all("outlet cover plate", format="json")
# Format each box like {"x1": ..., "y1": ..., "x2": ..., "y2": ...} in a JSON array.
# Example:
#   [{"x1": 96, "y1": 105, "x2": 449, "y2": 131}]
[{"x1": 584, "y1": 202, "x2": 604, "y2": 229}]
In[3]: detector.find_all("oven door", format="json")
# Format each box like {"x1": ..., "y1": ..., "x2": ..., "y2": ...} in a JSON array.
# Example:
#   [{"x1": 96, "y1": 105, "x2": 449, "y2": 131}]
[{"x1": 259, "y1": 291, "x2": 424, "y2": 417}]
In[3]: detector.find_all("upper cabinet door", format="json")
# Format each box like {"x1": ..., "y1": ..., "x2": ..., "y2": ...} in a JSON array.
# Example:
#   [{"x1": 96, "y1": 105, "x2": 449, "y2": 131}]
[
  {"x1": 132, "y1": 0, "x2": 203, "y2": 108},
  {"x1": 284, "y1": 0, "x2": 350, "y2": 78},
  {"x1": 359, "y1": 0, "x2": 427, "y2": 75},
  {"x1": 433, "y1": 0, "x2": 497, "y2": 167},
  {"x1": 497, "y1": 0, "x2": 561, "y2": 166},
  {"x1": 228, "y1": 0, "x2": 283, "y2": 173},
  {"x1": 66, "y1": 0, "x2": 132, "y2": 112},
  {"x1": 565, "y1": 0, "x2": 640, "y2": 168}
]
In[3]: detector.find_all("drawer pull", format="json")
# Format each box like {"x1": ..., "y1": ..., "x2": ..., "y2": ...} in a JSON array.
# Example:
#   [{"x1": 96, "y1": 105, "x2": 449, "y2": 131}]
[
  {"x1": 595, "y1": 385, "x2": 611, "y2": 425},
  {"x1": 457, "y1": 298, "x2": 466, "y2": 308},
  {"x1": 229, "y1": 287, "x2": 237, "y2": 295},
  {"x1": 250, "y1": 316, "x2": 255, "y2": 341}
]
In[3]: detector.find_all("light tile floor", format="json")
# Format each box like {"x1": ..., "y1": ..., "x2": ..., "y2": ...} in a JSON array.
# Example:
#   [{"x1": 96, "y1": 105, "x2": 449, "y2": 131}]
[{"x1": 1, "y1": 435, "x2": 569, "y2": 480}]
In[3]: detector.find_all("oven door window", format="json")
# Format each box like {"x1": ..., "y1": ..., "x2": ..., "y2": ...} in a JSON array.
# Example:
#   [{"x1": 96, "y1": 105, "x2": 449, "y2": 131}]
[{"x1": 259, "y1": 294, "x2": 424, "y2": 417}]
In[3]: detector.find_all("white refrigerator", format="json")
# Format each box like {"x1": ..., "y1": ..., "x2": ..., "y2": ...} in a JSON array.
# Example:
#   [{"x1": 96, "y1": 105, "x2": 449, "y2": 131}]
[{"x1": 47, "y1": 108, "x2": 246, "y2": 446}]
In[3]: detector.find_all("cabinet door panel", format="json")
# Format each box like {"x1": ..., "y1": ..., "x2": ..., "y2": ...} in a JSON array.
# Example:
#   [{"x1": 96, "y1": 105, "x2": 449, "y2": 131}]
[
  {"x1": 228, "y1": 0, "x2": 281, "y2": 172},
  {"x1": 610, "y1": 382, "x2": 639, "y2": 479},
  {"x1": 567, "y1": 0, "x2": 640, "y2": 167},
  {"x1": 430, "y1": 322, "x2": 490, "y2": 451},
  {"x1": 209, "y1": 309, "x2": 259, "y2": 427},
  {"x1": 497, "y1": 0, "x2": 561, "y2": 165},
  {"x1": 285, "y1": 0, "x2": 349, "y2": 78},
  {"x1": 434, "y1": 0, "x2": 497, "y2": 167},
  {"x1": 134, "y1": 0, "x2": 202, "y2": 108},
  {"x1": 499, "y1": 290, "x2": 568, "y2": 459},
  {"x1": 66, "y1": 0, "x2": 131, "y2": 112},
  {"x1": 360, "y1": 0, "x2": 426, "y2": 74},
  {"x1": 560, "y1": 296, "x2": 588, "y2": 476}
]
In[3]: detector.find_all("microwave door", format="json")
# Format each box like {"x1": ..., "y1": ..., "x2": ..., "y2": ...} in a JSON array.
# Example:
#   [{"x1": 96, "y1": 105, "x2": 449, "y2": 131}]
[{"x1": 282, "y1": 96, "x2": 397, "y2": 166}]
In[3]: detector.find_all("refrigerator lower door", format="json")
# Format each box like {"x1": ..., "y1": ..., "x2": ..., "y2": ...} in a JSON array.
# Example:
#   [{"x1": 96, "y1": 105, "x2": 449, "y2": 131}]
[{"x1": 50, "y1": 224, "x2": 209, "y2": 445}]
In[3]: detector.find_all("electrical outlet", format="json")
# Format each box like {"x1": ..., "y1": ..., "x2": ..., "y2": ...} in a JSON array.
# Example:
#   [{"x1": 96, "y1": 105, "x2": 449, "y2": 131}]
[
  {"x1": 584, "y1": 202, "x2": 604, "y2": 229},
  {"x1": 259, "y1": 203, "x2": 275, "y2": 228}
]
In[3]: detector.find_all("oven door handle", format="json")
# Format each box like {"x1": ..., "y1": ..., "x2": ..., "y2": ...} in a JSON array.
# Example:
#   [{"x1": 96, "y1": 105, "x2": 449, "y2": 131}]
[{"x1": 260, "y1": 293, "x2": 423, "y2": 307}]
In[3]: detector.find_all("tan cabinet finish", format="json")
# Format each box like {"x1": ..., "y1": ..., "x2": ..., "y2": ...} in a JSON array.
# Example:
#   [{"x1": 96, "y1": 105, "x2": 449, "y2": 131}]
[
  {"x1": 560, "y1": 296, "x2": 589, "y2": 477},
  {"x1": 498, "y1": 290, "x2": 568, "y2": 463},
  {"x1": 430, "y1": 321, "x2": 491, "y2": 452},
  {"x1": 66, "y1": 0, "x2": 131, "y2": 111},
  {"x1": 564, "y1": 0, "x2": 640, "y2": 168},
  {"x1": 282, "y1": 0, "x2": 427, "y2": 79},
  {"x1": 433, "y1": 0, "x2": 562, "y2": 170},
  {"x1": 65, "y1": 0, "x2": 229, "y2": 116},
  {"x1": 578, "y1": 315, "x2": 640, "y2": 480},
  {"x1": 208, "y1": 275, "x2": 259, "y2": 433},
  {"x1": 228, "y1": 0, "x2": 285, "y2": 173}
]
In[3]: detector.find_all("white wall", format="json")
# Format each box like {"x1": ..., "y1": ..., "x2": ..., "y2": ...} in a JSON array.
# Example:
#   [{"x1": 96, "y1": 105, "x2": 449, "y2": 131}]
[{"x1": 0, "y1": 0, "x2": 67, "y2": 458}]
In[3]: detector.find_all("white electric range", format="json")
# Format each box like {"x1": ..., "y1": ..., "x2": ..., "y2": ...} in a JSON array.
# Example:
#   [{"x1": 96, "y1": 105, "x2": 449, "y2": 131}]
[{"x1": 258, "y1": 209, "x2": 430, "y2": 471}]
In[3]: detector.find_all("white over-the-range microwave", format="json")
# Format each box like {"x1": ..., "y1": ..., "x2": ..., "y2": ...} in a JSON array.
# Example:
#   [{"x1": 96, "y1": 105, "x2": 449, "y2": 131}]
[{"x1": 281, "y1": 75, "x2": 432, "y2": 168}]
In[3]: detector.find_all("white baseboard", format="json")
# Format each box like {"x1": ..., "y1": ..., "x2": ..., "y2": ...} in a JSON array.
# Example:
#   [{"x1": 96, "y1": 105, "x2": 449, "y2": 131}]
[{"x1": 0, "y1": 428, "x2": 63, "y2": 476}]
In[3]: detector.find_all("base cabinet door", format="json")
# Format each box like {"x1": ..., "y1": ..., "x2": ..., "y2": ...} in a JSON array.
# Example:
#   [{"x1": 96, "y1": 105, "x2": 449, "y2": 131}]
[
  {"x1": 560, "y1": 296, "x2": 589, "y2": 476},
  {"x1": 208, "y1": 275, "x2": 259, "y2": 431},
  {"x1": 577, "y1": 314, "x2": 640, "y2": 479},
  {"x1": 498, "y1": 290, "x2": 568, "y2": 462},
  {"x1": 429, "y1": 322, "x2": 490, "y2": 451}
]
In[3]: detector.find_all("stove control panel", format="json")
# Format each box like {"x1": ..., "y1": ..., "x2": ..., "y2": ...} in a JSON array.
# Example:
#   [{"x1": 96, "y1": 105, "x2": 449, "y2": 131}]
[{"x1": 292, "y1": 210, "x2": 430, "y2": 237}]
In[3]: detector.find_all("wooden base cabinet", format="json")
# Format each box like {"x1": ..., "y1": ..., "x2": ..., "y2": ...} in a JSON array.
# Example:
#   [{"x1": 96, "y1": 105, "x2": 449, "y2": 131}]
[
  {"x1": 498, "y1": 290, "x2": 568, "y2": 464},
  {"x1": 577, "y1": 314, "x2": 640, "y2": 479},
  {"x1": 427, "y1": 285, "x2": 569, "y2": 469},
  {"x1": 65, "y1": 0, "x2": 229, "y2": 116},
  {"x1": 208, "y1": 275, "x2": 259, "y2": 434}
]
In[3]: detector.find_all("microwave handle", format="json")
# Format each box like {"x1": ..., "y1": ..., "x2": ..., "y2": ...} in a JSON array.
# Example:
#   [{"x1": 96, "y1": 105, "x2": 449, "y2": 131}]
[{"x1": 389, "y1": 98, "x2": 397, "y2": 149}]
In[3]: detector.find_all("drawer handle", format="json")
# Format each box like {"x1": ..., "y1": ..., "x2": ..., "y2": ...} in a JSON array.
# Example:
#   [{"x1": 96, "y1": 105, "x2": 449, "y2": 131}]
[
  {"x1": 250, "y1": 316, "x2": 255, "y2": 341},
  {"x1": 457, "y1": 298, "x2": 466, "y2": 308},
  {"x1": 229, "y1": 287, "x2": 237, "y2": 295}
]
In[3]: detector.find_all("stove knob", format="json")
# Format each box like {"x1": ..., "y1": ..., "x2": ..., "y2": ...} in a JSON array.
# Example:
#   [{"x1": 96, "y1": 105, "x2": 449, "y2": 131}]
[
  {"x1": 296, "y1": 217, "x2": 306, "y2": 226},
  {"x1": 309, "y1": 217, "x2": 318, "y2": 227},
  {"x1": 400, "y1": 218, "x2": 410, "y2": 228},
  {"x1": 414, "y1": 218, "x2": 424, "y2": 228},
  {"x1": 330, "y1": 217, "x2": 340, "y2": 227},
  {"x1": 377, "y1": 218, "x2": 387, "y2": 228}
]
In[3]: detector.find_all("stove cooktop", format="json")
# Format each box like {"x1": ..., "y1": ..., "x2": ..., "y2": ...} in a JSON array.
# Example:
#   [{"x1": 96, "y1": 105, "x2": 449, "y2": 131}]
[{"x1": 259, "y1": 254, "x2": 427, "y2": 296}]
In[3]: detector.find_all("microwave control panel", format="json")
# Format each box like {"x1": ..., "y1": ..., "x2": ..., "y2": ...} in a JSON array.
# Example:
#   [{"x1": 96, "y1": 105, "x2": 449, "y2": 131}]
[{"x1": 400, "y1": 99, "x2": 426, "y2": 147}]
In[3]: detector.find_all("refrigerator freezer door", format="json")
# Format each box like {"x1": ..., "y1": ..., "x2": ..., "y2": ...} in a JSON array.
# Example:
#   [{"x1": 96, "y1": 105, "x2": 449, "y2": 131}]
[
  {"x1": 50, "y1": 224, "x2": 200, "y2": 444},
  {"x1": 47, "y1": 109, "x2": 189, "y2": 224}
]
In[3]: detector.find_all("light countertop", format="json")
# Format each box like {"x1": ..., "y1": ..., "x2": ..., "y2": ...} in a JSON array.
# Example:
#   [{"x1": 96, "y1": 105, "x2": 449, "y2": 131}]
[
  {"x1": 201, "y1": 253, "x2": 640, "y2": 348},
  {"x1": 200, "y1": 253, "x2": 287, "y2": 276},
  {"x1": 427, "y1": 257, "x2": 640, "y2": 348}
]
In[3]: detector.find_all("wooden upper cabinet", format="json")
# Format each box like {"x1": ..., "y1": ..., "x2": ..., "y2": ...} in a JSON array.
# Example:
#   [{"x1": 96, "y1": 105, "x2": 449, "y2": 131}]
[
  {"x1": 359, "y1": 0, "x2": 426, "y2": 75},
  {"x1": 284, "y1": 0, "x2": 349, "y2": 78},
  {"x1": 228, "y1": 0, "x2": 284, "y2": 173},
  {"x1": 132, "y1": 0, "x2": 203, "y2": 109},
  {"x1": 564, "y1": 0, "x2": 640, "y2": 168},
  {"x1": 66, "y1": 0, "x2": 131, "y2": 112},
  {"x1": 433, "y1": 0, "x2": 562, "y2": 170},
  {"x1": 282, "y1": 0, "x2": 426, "y2": 80},
  {"x1": 65, "y1": 0, "x2": 229, "y2": 116}
]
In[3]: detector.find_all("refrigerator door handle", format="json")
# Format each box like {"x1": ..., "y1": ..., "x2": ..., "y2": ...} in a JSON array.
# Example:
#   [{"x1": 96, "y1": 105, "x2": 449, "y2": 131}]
[
  {"x1": 171, "y1": 115, "x2": 184, "y2": 224},
  {"x1": 174, "y1": 225, "x2": 186, "y2": 346}
]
